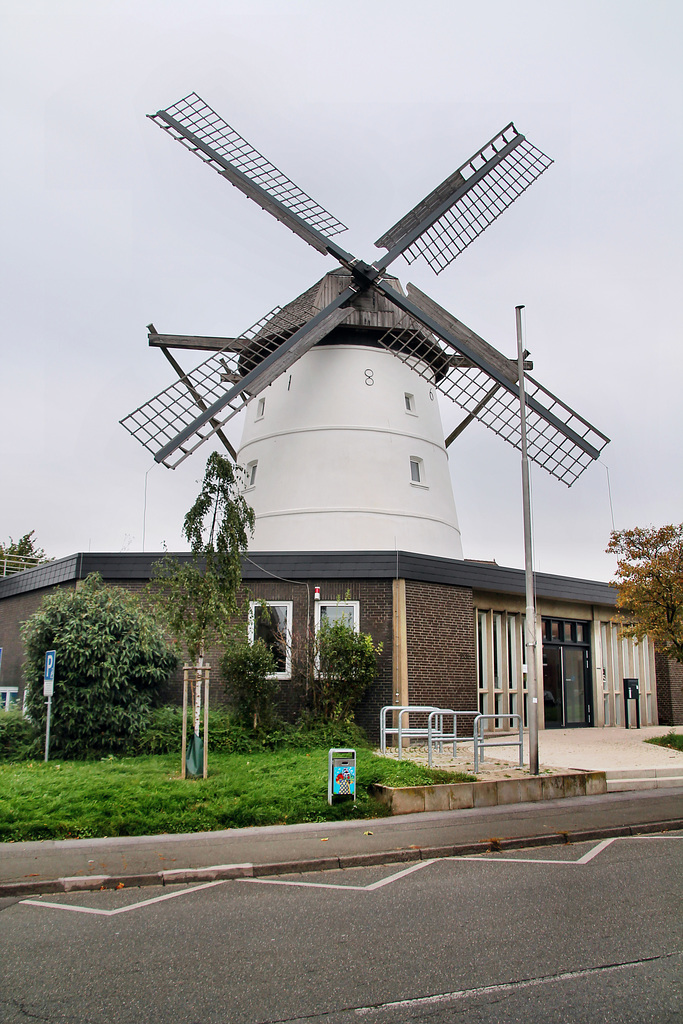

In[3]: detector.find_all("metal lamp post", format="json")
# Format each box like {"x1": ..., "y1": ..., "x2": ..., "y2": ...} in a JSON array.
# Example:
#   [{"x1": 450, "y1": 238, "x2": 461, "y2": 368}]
[{"x1": 515, "y1": 306, "x2": 539, "y2": 775}]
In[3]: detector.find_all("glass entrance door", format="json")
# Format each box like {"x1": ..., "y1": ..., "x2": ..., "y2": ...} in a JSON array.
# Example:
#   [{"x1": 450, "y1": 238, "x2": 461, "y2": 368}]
[
  {"x1": 541, "y1": 619, "x2": 592, "y2": 728},
  {"x1": 542, "y1": 647, "x2": 563, "y2": 726},
  {"x1": 564, "y1": 648, "x2": 588, "y2": 725}
]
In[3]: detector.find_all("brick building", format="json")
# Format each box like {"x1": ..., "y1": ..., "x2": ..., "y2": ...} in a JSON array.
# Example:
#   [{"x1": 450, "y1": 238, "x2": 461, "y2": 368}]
[{"x1": 2, "y1": 549, "x2": 679, "y2": 737}]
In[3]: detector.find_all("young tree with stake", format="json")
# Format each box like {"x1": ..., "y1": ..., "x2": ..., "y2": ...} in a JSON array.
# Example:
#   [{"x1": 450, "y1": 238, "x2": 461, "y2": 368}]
[{"x1": 152, "y1": 453, "x2": 255, "y2": 775}]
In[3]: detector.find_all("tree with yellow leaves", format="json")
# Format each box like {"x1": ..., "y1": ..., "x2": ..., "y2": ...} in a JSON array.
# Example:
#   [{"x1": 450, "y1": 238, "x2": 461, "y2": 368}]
[{"x1": 607, "y1": 524, "x2": 683, "y2": 663}]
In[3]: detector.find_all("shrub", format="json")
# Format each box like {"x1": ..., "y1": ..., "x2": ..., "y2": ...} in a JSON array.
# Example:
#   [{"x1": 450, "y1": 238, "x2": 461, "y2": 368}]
[
  {"x1": 21, "y1": 574, "x2": 178, "y2": 758},
  {"x1": 313, "y1": 619, "x2": 381, "y2": 723},
  {"x1": 222, "y1": 639, "x2": 279, "y2": 731},
  {"x1": 0, "y1": 709, "x2": 38, "y2": 761},
  {"x1": 134, "y1": 705, "x2": 236, "y2": 755}
]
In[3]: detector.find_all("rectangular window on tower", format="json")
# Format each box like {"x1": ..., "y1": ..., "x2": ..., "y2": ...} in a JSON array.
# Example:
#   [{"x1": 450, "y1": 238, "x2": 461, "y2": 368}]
[
  {"x1": 246, "y1": 461, "x2": 258, "y2": 488},
  {"x1": 410, "y1": 457, "x2": 425, "y2": 486}
]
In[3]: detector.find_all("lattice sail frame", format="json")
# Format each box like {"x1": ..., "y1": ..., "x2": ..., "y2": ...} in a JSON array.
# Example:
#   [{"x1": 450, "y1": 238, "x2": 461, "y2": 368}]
[
  {"x1": 374, "y1": 303, "x2": 609, "y2": 486},
  {"x1": 149, "y1": 94, "x2": 348, "y2": 239},
  {"x1": 375, "y1": 124, "x2": 553, "y2": 275},
  {"x1": 121, "y1": 298, "x2": 317, "y2": 469}
]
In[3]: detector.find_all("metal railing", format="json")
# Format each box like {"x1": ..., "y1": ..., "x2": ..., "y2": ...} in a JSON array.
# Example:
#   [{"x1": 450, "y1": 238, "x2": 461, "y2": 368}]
[
  {"x1": 380, "y1": 705, "x2": 441, "y2": 759},
  {"x1": 473, "y1": 713, "x2": 524, "y2": 773},
  {"x1": 1, "y1": 555, "x2": 43, "y2": 577},
  {"x1": 426, "y1": 709, "x2": 482, "y2": 767}
]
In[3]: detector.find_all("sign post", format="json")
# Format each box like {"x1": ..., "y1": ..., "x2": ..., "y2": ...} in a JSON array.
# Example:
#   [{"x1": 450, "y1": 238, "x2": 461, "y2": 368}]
[
  {"x1": 43, "y1": 650, "x2": 56, "y2": 762},
  {"x1": 516, "y1": 306, "x2": 539, "y2": 774}
]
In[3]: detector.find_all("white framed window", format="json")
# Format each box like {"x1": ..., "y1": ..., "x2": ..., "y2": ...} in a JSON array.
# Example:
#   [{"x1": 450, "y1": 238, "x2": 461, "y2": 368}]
[
  {"x1": 256, "y1": 397, "x2": 266, "y2": 420},
  {"x1": 0, "y1": 687, "x2": 19, "y2": 712},
  {"x1": 249, "y1": 601, "x2": 293, "y2": 679},
  {"x1": 245, "y1": 460, "x2": 258, "y2": 488},
  {"x1": 409, "y1": 457, "x2": 426, "y2": 485},
  {"x1": 404, "y1": 392, "x2": 416, "y2": 414},
  {"x1": 315, "y1": 599, "x2": 360, "y2": 633}
]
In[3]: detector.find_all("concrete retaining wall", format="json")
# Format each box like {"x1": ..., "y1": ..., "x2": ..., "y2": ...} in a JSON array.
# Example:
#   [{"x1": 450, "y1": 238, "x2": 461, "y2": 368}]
[{"x1": 369, "y1": 771, "x2": 607, "y2": 814}]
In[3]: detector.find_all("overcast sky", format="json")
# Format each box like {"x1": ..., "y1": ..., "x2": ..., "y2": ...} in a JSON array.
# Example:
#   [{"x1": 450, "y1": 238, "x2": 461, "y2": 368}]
[{"x1": 2, "y1": 0, "x2": 681, "y2": 582}]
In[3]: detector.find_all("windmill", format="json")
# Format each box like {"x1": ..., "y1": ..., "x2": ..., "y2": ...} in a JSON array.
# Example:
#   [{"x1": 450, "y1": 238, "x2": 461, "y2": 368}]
[{"x1": 122, "y1": 94, "x2": 609, "y2": 558}]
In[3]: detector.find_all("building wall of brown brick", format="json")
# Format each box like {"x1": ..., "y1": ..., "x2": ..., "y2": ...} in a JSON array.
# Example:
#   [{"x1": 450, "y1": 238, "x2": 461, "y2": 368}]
[
  {"x1": 234, "y1": 578, "x2": 394, "y2": 741},
  {"x1": 654, "y1": 654, "x2": 683, "y2": 726},
  {"x1": 0, "y1": 572, "x2": 479, "y2": 744},
  {"x1": 0, "y1": 584, "x2": 77, "y2": 699},
  {"x1": 404, "y1": 579, "x2": 477, "y2": 720}
]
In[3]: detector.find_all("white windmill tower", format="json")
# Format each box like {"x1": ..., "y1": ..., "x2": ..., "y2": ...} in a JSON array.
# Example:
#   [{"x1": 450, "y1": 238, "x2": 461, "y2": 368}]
[{"x1": 123, "y1": 95, "x2": 609, "y2": 555}]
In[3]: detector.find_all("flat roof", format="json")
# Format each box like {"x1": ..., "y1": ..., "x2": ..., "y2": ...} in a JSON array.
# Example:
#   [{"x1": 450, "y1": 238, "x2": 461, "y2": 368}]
[{"x1": 0, "y1": 550, "x2": 617, "y2": 607}]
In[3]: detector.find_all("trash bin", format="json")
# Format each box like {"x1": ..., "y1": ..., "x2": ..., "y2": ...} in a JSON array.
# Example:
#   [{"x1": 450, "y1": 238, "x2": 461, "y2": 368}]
[{"x1": 328, "y1": 748, "x2": 356, "y2": 804}]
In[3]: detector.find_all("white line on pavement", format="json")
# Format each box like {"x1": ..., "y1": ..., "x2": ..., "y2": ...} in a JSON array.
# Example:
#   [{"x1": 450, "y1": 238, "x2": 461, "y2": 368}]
[
  {"x1": 20, "y1": 879, "x2": 227, "y2": 917},
  {"x1": 353, "y1": 952, "x2": 682, "y2": 1016}
]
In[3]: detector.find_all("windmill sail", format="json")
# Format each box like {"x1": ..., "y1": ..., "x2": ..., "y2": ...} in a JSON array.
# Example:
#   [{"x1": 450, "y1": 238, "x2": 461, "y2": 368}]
[
  {"x1": 121, "y1": 285, "x2": 356, "y2": 469},
  {"x1": 372, "y1": 282, "x2": 609, "y2": 486},
  {"x1": 149, "y1": 94, "x2": 349, "y2": 257},
  {"x1": 374, "y1": 124, "x2": 553, "y2": 275}
]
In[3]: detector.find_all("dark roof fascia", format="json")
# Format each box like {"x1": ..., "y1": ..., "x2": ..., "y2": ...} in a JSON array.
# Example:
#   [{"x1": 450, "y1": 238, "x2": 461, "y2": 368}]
[
  {"x1": 0, "y1": 553, "x2": 193, "y2": 599},
  {"x1": 241, "y1": 551, "x2": 617, "y2": 607},
  {"x1": 0, "y1": 549, "x2": 617, "y2": 608}
]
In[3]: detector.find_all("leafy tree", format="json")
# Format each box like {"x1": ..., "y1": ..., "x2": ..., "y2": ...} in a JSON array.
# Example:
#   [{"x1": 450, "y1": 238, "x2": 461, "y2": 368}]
[
  {"x1": 150, "y1": 453, "x2": 255, "y2": 772},
  {"x1": 0, "y1": 530, "x2": 49, "y2": 575},
  {"x1": 22, "y1": 574, "x2": 178, "y2": 758},
  {"x1": 607, "y1": 523, "x2": 683, "y2": 663},
  {"x1": 151, "y1": 453, "x2": 255, "y2": 664}
]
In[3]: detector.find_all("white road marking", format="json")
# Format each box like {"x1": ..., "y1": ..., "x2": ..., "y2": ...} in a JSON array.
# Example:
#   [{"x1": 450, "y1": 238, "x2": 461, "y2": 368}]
[
  {"x1": 364, "y1": 859, "x2": 435, "y2": 890},
  {"x1": 240, "y1": 878, "x2": 368, "y2": 892},
  {"x1": 17, "y1": 835, "x2": 678, "y2": 917},
  {"x1": 353, "y1": 952, "x2": 681, "y2": 1016},
  {"x1": 576, "y1": 837, "x2": 617, "y2": 863},
  {"x1": 238, "y1": 859, "x2": 435, "y2": 892},
  {"x1": 20, "y1": 878, "x2": 227, "y2": 917}
]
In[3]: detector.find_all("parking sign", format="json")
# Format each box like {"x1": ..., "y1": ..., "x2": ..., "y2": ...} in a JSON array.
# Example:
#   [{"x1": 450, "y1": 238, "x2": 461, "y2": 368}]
[{"x1": 43, "y1": 650, "x2": 56, "y2": 697}]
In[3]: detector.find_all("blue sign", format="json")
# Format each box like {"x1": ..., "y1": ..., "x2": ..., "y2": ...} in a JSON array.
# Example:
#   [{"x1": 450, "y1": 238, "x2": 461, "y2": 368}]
[{"x1": 44, "y1": 650, "x2": 56, "y2": 682}]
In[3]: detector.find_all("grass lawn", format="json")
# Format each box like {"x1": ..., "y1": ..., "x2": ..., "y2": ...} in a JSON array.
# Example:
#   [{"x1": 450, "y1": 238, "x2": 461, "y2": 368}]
[
  {"x1": 0, "y1": 748, "x2": 474, "y2": 843},
  {"x1": 645, "y1": 731, "x2": 683, "y2": 753}
]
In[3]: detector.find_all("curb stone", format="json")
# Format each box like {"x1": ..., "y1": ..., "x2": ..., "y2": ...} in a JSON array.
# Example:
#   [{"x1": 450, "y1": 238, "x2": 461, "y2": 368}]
[{"x1": 4, "y1": 818, "x2": 681, "y2": 899}]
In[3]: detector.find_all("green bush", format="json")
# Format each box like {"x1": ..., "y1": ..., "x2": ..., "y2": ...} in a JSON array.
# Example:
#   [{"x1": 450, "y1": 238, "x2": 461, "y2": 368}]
[
  {"x1": 134, "y1": 705, "x2": 239, "y2": 755},
  {"x1": 312, "y1": 619, "x2": 381, "y2": 723},
  {"x1": 134, "y1": 705, "x2": 370, "y2": 757},
  {"x1": 21, "y1": 574, "x2": 178, "y2": 759},
  {"x1": 222, "y1": 638, "x2": 278, "y2": 731},
  {"x1": 0, "y1": 710, "x2": 38, "y2": 761}
]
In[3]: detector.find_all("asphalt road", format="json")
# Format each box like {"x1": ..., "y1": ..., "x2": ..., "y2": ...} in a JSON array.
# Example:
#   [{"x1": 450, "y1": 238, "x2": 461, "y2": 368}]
[{"x1": 1, "y1": 831, "x2": 680, "y2": 1023}]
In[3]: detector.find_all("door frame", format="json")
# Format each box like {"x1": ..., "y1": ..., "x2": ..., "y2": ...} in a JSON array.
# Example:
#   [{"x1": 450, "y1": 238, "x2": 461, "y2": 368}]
[{"x1": 541, "y1": 618, "x2": 593, "y2": 728}]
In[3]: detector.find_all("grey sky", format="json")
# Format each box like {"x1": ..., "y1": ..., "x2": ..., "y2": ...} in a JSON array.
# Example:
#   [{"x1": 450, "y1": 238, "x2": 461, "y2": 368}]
[{"x1": 2, "y1": 0, "x2": 681, "y2": 581}]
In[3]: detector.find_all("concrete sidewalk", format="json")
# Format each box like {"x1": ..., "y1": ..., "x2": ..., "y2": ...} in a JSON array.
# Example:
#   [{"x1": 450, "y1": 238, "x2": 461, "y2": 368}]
[
  {"x1": 383, "y1": 724, "x2": 683, "y2": 776},
  {"x1": 2, "y1": 787, "x2": 681, "y2": 897}
]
